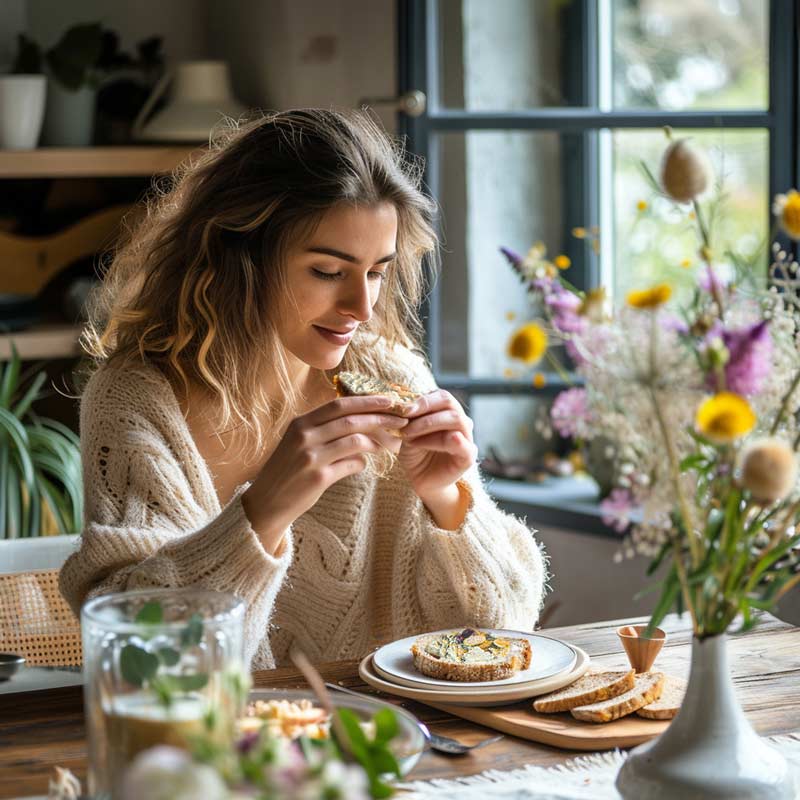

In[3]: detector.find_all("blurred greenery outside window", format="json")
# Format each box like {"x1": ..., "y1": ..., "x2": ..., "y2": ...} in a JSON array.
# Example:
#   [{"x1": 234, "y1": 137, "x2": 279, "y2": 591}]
[{"x1": 402, "y1": 0, "x2": 793, "y2": 481}]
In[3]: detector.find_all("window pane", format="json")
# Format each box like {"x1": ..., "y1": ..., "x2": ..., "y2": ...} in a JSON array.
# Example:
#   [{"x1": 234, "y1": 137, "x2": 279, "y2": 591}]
[
  {"x1": 438, "y1": 0, "x2": 586, "y2": 110},
  {"x1": 436, "y1": 130, "x2": 591, "y2": 377},
  {"x1": 608, "y1": 128, "x2": 769, "y2": 302},
  {"x1": 470, "y1": 395, "x2": 548, "y2": 465},
  {"x1": 611, "y1": 0, "x2": 768, "y2": 110}
]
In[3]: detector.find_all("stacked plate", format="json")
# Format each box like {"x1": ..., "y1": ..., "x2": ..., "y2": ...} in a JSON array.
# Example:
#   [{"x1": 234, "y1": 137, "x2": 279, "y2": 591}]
[{"x1": 359, "y1": 628, "x2": 591, "y2": 707}]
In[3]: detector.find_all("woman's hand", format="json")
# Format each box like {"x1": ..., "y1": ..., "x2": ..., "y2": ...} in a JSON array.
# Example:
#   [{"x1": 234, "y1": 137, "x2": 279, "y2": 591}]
[
  {"x1": 398, "y1": 390, "x2": 478, "y2": 528},
  {"x1": 243, "y1": 395, "x2": 407, "y2": 553}
]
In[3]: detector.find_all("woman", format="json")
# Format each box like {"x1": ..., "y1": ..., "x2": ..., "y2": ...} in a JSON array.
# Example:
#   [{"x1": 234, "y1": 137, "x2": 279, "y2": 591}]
[{"x1": 59, "y1": 109, "x2": 548, "y2": 668}]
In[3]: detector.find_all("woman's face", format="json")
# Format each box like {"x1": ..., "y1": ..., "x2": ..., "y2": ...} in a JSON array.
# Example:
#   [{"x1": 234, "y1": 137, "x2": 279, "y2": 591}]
[{"x1": 278, "y1": 202, "x2": 398, "y2": 370}]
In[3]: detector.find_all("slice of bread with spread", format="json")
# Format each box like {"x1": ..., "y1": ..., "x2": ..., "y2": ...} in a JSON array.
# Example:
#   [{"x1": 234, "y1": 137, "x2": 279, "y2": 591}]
[
  {"x1": 333, "y1": 371, "x2": 420, "y2": 411},
  {"x1": 636, "y1": 674, "x2": 685, "y2": 720},
  {"x1": 411, "y1": 628, "x2": 532, "y2": 682},
  {"x1": 571, "y1": 672, "x2": 665, "y2": 723},
  {"x1": 533, "y1": 670, "x2": 635, "y2": 713}
]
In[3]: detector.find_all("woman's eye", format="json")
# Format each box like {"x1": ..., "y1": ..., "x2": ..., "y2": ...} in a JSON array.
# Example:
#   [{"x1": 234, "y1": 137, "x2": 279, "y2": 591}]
[
  {"x1": 311, "y1": 269, "x2": 341, "y2": 280},
  {"x1": 368, "y1": 271, "x2": 386, "y2": 281}
]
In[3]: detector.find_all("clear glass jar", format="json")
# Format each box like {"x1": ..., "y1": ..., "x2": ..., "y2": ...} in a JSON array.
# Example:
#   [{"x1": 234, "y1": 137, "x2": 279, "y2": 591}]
[{"x1": 81, "y1": 588, "x2": 246, "y2": 799}]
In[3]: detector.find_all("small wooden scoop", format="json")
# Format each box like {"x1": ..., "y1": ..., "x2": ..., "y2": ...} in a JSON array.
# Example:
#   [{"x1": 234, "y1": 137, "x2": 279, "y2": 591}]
[{"x1": 617, "y1": 624, "x2": 666, "y2": 673}]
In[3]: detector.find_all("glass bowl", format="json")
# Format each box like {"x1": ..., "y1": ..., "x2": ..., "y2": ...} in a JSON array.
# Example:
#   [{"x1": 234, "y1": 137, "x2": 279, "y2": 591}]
[{"x1": 247, "y1": 687, "x2": 427, "y2": 777}]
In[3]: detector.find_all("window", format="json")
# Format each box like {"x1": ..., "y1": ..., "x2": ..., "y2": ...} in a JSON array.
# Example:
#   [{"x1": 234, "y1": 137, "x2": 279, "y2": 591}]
[{"x1": 399, "y1": 0, "x2": 797, "y2": 468}]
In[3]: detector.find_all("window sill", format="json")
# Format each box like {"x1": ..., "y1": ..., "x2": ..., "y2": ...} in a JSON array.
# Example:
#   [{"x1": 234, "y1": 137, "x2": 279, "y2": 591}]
[{"x1": 487, "y1": 475, "x2": 620, "y2": 537}]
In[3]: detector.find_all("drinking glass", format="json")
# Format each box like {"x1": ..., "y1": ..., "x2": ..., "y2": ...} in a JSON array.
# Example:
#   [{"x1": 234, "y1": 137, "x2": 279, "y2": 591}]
[{"x1": 82, "y1": 588, "x2": 246, "y2": 799}]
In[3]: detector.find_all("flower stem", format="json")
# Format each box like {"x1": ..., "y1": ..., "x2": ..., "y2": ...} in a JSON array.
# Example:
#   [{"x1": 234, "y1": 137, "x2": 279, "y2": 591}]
[
  {"x1": 673, "y1": 544, "x2": 700, "y2": 633},
  {"x1": 693, "y1": 199, "x2": 726, "y2": 316},
  {"x1": 770, "y1": 368, "x2": 800, "y2": 436}
]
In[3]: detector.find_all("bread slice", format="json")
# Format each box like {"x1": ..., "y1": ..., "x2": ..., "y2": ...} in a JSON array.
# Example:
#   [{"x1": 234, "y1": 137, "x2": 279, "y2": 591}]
[
  {"x1": 333, "y1": 371, "x2": 420, "y2": 411},
  {"x1": 410, "y1": 629, "x2": 532, "y2": 682},
  {"x1": 636, "y1": 674, "x2": 685, "y2": 720},
  {"x1": 533, "y1": 670, "x2": 635, "y2": 713},
  {"x1": 571, "y1": 672, "x2": 664, "y2": 723}
]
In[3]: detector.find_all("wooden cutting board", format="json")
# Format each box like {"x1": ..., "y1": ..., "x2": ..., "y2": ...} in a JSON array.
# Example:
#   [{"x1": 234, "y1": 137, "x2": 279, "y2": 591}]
[{"x1": 420, "y1": 698, "x2": 670, "y2": 750}]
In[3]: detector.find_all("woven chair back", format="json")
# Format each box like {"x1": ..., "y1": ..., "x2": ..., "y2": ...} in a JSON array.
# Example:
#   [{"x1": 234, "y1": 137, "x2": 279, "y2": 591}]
[{"x1": 0, "y1": 568, "x2": 82, "y2": 666}]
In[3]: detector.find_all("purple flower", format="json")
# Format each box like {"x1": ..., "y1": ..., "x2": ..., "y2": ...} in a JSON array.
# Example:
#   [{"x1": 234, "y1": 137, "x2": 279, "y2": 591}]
[
  {"x1": 500, "y1": 246, "x2": 523, "y2": 266},
  {"x1": 661, "y1": 313, "x2": 689, "y2": 335},
  {"x1": 722, "y1": 320, "x2": 772, "y2": 396},
  {"x1": 551, "y1": 388, "x2": 590, "y2": 438},
  {"x1": 601, "y1": 488, "x2": 635, "y2": 534}
]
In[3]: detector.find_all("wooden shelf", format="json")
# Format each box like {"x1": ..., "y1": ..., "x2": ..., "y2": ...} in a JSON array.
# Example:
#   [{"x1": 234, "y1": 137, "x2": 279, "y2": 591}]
[
  {"x1": 0, "y1": 324, "x2": 82, "y2": 361},
  {"x1": 0, "y1": 146, "x2": 197, "y2": 178}
]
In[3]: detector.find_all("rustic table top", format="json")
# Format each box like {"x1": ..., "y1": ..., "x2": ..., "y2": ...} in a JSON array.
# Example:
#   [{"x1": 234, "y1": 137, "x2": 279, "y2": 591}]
[{"x1": 1, "y1": 613, "x2": 797, "y2": 799}]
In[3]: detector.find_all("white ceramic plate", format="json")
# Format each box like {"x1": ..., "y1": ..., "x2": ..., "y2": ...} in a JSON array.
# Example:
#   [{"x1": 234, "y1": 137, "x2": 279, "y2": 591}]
[
  {"x1": 373, "y1": 629, "x2": 577, "y2": 690},
  {"x1": 360, "y1": 644, "x2": 591, "y2": 707}
]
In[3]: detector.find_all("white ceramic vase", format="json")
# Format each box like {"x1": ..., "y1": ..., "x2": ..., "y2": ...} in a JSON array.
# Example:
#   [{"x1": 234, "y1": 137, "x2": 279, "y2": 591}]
[
  {"x1": 0, "y1": 75, "x2": 46, "y2": 149},
  {"x1": 616, "y1": 633, "x2": 794, "y2": 799}
]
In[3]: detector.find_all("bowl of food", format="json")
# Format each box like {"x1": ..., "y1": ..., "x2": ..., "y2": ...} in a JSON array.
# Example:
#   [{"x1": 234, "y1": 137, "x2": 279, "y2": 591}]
[
  {"x1": 244, "y1": 688, "x2": 427, "y2": 777},
  {"x1": 0, "y1": 653, "x2": 25, "y2": 681}
]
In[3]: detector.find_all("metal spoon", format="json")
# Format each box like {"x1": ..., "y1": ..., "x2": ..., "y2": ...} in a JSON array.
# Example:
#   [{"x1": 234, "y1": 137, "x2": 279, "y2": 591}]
[{"x1": 323, "y1": 681, "x2": 504, "y2": 755}]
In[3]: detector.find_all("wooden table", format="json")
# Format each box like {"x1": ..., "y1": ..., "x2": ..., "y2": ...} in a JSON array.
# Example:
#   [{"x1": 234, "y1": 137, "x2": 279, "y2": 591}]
[{"x1": 1, "y1": 613, "x2": 798, "y2": 798}]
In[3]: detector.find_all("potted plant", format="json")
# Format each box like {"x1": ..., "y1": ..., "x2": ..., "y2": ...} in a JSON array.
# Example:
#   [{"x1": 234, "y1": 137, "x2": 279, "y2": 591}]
[
  {"x1": 0, "y1": 348, "x2": 81, "y2": 541},
  {"x1": 12, "y1": 23, "x2": 103, "y2": 146}
]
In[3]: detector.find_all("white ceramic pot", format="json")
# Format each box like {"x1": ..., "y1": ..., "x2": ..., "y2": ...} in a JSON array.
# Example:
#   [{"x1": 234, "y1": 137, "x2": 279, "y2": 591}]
[
  {"x1": 616, "y1": 633, "x2": 794, "y2": 799},
  {"x1": 0, "y1": 75, "x2": 46, "y2": 149}
]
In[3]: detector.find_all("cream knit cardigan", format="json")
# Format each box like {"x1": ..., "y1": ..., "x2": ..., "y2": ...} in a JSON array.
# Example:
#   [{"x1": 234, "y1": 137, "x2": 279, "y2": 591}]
[{"x1": 59, "y1": 342, "x2": 548, "y2": 669}]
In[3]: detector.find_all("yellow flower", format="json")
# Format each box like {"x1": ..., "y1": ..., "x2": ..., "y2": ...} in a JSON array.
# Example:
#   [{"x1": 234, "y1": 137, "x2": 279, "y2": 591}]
[
  {"x1": 680, "y1": 258, "x2": 692, "y2": 269},
  {"x1": 503, "y1": 367, "x2": 517, "y2": 378},
  {"x1": 554, "y1": 255, "x2": 571, "y2": 270},
  {"x1": 572, "y1": 226, "x2": 587, "y2": 239},
  {"x1": 508, "y1": 322, "x2": 548, "y2": 365},
  {"x1": 636, "y1": 200, "x2": 648, "y2": 212},
  {"x1": 626, "y1": 284, "x2": 672, "y2": 309},
  {"x1": 696, "y1": 392, "x2": 756, "y2": 444},
  {"x1": 505, "y1": 310, "x2": 516, "y2": 321},
  {"x1": 533, "y1": 372, "x2": 546, "y2": 389},
  {"x1": 773, "y1": 189, "x2": 800, "y2": 239}
]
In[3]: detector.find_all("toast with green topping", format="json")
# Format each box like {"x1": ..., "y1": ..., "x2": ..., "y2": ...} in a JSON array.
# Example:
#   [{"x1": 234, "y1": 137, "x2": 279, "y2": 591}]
[
  {"x1": 333, "y1": 371, "x2": 420, "y2": 411},
  {"x1": 410, "y1": 628, "x2": 532, "y2": 682}
]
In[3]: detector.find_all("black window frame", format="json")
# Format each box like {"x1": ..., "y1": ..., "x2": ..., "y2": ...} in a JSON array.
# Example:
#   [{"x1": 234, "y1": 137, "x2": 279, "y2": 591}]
[{"x1": 399, "y1": 0, "x2": 799, "y2": 407}]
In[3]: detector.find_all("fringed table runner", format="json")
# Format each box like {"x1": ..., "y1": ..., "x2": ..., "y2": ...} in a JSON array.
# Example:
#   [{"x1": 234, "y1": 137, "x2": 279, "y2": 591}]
[{"x1": 398, "y1": 732, "x2": 800, "y2": 799}]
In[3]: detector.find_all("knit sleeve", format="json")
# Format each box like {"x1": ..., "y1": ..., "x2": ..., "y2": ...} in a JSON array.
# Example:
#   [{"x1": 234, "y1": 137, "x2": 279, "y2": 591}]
[
  {"x1": 384, "y1": 342, "x2": 549, "y2": 633},
  {"x1": 58, "y1": 367, "x2": 292, "y2": 668}
]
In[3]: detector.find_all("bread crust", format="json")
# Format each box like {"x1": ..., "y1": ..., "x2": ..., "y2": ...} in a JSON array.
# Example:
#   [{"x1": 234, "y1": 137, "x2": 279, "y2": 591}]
[
  {"x1": 571, "y1": 672, "x2": 664, "y2": 723},
  {"x1": 533, "y1": 670, "x2": 635, "y2": 713},
  {"x1": 410, "y1": 632, "x2": 532, "y2": 682}
]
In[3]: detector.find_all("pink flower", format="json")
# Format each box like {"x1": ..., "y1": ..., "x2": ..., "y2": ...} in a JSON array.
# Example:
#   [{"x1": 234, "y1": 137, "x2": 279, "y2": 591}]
[
  {"x1": 601, "y1": 488, "x2": 635, "y2": 533},
  {"x1": 551, "y1": 388, "x2": 590, "y2": 438}
]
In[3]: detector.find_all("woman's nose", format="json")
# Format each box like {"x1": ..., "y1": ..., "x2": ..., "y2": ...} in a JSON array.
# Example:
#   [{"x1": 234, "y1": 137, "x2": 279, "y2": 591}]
[{"x1": 338, "y1": 278, "x2": 373, "y2": 322}]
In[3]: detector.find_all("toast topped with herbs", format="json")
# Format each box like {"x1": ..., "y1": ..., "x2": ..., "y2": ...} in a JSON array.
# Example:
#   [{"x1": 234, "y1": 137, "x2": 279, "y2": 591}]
[
  {"x1": 333, "y1": 371, "x2": 420, "y2": 410},
  {"x1": 410, "y1": 628, "x2": 532, "y2": 682}
]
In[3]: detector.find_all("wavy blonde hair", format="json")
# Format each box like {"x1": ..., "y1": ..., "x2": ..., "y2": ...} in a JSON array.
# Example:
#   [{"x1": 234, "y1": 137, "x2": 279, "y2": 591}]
[{"x1": 83, "y1": 109, "x2": 438, "y2": 458}]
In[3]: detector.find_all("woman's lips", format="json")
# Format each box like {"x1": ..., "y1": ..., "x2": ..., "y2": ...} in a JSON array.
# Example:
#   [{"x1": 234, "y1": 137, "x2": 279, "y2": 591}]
[{"x1": 313, "y1": 325, "x2": 355, "y2": 346}]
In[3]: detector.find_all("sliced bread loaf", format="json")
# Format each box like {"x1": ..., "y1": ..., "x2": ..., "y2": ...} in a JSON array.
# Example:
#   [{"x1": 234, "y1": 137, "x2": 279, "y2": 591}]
[
  {"x1": 571, "y1": 672, "x2": 664, "y2": 723},
  {"x1": 636, "y1": 674, "x2": 686, "y2": 720},
  {"x1": 411, "y1": 629, "x2": 532, "y2": 682},
  {"x1": 533, "y1": 670, "x2": 635, "y2": 713}
]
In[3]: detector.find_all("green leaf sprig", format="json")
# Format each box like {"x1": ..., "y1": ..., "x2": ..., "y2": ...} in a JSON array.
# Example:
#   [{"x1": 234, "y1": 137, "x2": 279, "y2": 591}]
[{"x1": 119, "y1": 601, "x2": 208, "y2": 709}]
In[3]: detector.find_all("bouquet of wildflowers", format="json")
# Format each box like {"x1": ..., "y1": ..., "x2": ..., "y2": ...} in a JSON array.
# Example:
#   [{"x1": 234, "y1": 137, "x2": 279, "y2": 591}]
[{"x1": 502, "y1": 133, "x2": 800, "y2": 637}]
